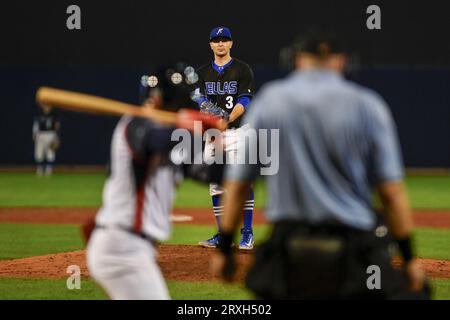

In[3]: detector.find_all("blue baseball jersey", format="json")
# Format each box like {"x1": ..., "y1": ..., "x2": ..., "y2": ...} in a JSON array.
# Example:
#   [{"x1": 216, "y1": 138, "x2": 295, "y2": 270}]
[{"x1": 226, "y1": 69, "x2": 404, "y2": 231}]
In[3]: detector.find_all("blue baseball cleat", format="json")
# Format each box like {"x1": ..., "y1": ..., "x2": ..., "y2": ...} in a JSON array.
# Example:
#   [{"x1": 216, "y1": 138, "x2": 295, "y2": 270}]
[
  {"x1": 198, "y1": 233, "x2": 220, "y2": 248},
  {"x1": 239, "y1": 228, "x2": 254, "y2": 250}
]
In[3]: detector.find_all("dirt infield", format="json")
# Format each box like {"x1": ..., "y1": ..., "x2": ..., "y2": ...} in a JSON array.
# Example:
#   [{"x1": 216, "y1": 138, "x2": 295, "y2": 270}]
[
  {"x1": 0, "y1": 245, "x2": 449, "y2": 281},
  {"x1": 1, "y1": 208, "x2": 450, "y2": 229}
]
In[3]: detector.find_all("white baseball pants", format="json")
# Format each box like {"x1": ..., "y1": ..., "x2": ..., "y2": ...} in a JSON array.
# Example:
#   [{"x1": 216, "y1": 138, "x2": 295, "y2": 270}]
[{"x1": 87, "y1": 228, "x2": 169, "y2": 300}]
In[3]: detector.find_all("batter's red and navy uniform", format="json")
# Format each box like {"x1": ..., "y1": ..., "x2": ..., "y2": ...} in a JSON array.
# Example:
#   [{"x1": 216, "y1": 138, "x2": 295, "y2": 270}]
[{"x1": 87, "y1": 116, "x2": 223, "y2": 299}]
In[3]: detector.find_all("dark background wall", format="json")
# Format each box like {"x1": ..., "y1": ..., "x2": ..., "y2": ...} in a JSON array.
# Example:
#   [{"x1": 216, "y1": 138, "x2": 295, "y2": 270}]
[{"x1": 0, "y1": 0, "x2": 449, "y2": 167}]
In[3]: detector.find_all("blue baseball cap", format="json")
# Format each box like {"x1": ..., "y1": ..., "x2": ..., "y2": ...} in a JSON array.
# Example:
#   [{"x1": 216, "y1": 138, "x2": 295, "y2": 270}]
[{"x1": 210, "y1": 27, "x2": 232, "y2": 41}]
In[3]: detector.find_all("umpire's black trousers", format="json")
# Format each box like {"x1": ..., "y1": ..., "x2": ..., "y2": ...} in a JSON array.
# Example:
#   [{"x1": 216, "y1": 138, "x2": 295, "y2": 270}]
[{"x1": 245, "y1": 220, "x2": 430, "y2": 300}]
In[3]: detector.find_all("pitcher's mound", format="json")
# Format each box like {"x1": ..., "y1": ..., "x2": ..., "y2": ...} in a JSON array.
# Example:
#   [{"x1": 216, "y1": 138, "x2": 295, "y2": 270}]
[{"x1": 0, "y1": 245, "x2": 254, "y2": 282}]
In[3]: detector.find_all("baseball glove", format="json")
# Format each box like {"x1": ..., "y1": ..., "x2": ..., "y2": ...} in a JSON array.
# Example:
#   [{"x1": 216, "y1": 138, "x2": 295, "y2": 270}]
[
  {"x1": 200, "y1": 101, "x2": 230, "y2": 121},
  {"x1": 50, "y1": 136, "x2": 60, "y2": 150}
]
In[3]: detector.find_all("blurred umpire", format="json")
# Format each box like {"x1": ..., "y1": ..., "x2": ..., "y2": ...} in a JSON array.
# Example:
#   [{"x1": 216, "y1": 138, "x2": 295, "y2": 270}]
[{"x1": 211, "y1": 30, "x2": 430, "y2": 299}]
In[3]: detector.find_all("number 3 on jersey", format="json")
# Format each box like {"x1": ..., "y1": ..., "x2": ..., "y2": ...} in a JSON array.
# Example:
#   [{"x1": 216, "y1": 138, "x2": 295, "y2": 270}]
[{"x1": 225, "y1": 96, "x2": 234, "y2": 109}]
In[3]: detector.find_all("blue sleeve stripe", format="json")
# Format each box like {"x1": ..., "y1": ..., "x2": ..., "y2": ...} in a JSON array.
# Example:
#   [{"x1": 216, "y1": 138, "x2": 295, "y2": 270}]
[
  {"x1": 197, "y1": 97, "x2": 208, "y2": 108},
  {"x1": 237, "y1": 96, "x2": 251, "y2": 110}
]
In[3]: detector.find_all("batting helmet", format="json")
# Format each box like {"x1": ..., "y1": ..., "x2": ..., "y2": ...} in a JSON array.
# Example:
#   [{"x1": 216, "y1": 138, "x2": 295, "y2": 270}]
[{"x1": 138, "y1": 62, "x2": 199, "y2": 111}]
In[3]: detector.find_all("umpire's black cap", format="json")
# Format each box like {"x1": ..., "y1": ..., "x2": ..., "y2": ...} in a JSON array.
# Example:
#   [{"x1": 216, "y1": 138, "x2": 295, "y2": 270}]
[
  {"x1": 279, "y1": 28, "x2": 349, "y2": 70},
  {"x1": 291, "y1": 29, "x2": 347, "y2": 57},
  {"x1": 139, "y1": 62, "x2": 198, "y2": 111}
]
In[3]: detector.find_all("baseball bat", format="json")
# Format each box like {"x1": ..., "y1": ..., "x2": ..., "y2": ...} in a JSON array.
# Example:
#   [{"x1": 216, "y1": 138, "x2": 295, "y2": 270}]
[{"x1": 36, "y1": 87, "x2": 178, "y2": 124}]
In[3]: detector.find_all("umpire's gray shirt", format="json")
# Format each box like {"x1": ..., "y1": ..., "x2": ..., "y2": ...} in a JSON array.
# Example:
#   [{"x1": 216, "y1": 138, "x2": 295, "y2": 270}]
[{"x1": 226, "y1": 69, "x2": 404, "y2": 231}]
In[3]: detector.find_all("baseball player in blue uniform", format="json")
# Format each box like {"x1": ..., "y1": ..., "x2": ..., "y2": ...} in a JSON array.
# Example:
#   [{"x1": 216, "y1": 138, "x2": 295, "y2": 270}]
[
  {"x1": 86, "y1": 64, "x2": 225, "y2": 299},
  {"x1": 195, "y1": 26, "x2": 255, "y2": 250},
  {"x1": 32, "y1": 106, "x2": 60, "y2": 176},
  {"x1": 212, "y1": 31, "x2": 429, "y2": 299}
]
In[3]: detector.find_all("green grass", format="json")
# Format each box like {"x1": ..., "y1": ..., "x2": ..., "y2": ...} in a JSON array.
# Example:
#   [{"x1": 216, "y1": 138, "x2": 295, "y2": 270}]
[
  {"x1": 0, "y1": 223, "x2": 84, "y2": 260},
  {"x1": 1, "y1": 173, "x2": 450, "y2": 209},
  {"x1": 0, "y1": 173, "x2": 267, "y2": 208},
  {"x1": 432, "y1": 279, "x2": 450, "y2": 300},
  {"x1": 175, "y1": 179, "x2": 267, "y2": 208},
  {"x1": 414, "y1": 228, "x2": 450, "y2": 260},
  {"x1": 0, "y1": 173, "x2": 105, "y2": 207},
  {"x1": 0, "y1": 277, "x2": 447, "y2": 300},
  {"x1": 174, "y1": 179, "x2": 213, "y2": 208},
  {"x1": 0, "y1": 278, "x2": 252, "y2": 300},
  {"x1": 167, "y1": 280, "x2": 253, "y2": 300},
  {"x1": 0, "y1": 278, "x2": 108, "y2": 300},
  {"x1": 405, "y1": 176, "x2": 450, "y2": 209}
]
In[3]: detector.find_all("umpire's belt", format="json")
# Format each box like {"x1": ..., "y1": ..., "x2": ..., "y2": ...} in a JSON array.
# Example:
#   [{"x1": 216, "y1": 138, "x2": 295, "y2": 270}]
[
  {"x1": 271, "y1": 220, "x2": 371, "y2": 245},
  {"x1": 271, "y1": 219, "x2": 376, "y2": 251},
  {"x1": 95, "y1": 224, "x2": 158, "y2": 246}
]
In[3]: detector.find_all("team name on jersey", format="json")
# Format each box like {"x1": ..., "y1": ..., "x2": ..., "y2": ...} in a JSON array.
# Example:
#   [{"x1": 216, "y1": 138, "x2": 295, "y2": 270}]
[{"x1": 205, "y1": 81, "x2": 237, "y2": 95}]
